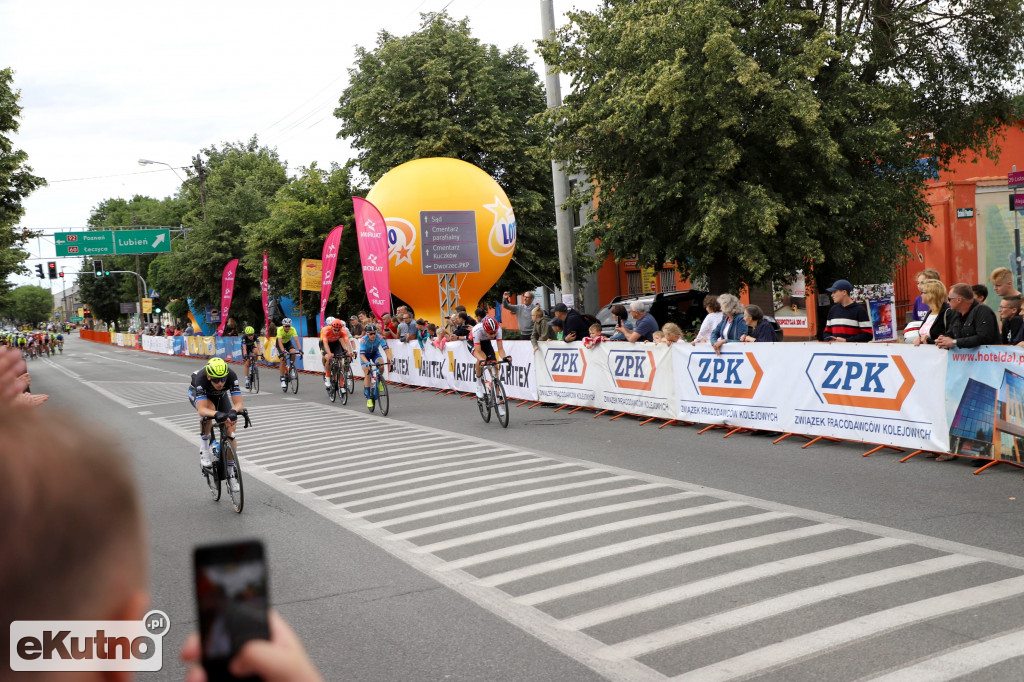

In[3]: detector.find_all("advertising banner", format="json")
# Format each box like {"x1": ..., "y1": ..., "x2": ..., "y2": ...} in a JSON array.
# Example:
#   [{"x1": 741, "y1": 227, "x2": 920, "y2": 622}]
[
  {"x1": 869, "y1": 298, "x2": 896, "y2": 341},
  {"x1": 302, "y1": 337, "x2": 325, "y2": 374},
  {"x1": 536, "y1": 341, "x2": 676, "y2": 418},
  {"x1": 382, "y1": 339, "x2": 537, "y2": 400},
  {"x1": 216, "y1": 259, "x2": 238, "y2": 336},
  {"x1": 673, "y1": 342, "x2": 949, "y2": 451},
  {"x1": 262, "y1": 251, "x2": 270, "y2": 334},
  {"x1": 945, "y1": 347, "x2": 1024, "y2": 462},
  {"x1": 318, "y1": 225, "x2": 344, "y2": 330},
  {"x1": 142, "y1": 335, "x2": 173, "y2": 354},
  {"x1": 300, "y1": 258, "x2": 321, "y2": 292},
  {"x1": 187, "y1": 336, "x2": 216, "y2": 357},
  {"x1": 353, "y1": 197, "x2": 392, "y2": 322},
  {"x1": 215, "y1": 337, "x2": 243, "y2": 363}
]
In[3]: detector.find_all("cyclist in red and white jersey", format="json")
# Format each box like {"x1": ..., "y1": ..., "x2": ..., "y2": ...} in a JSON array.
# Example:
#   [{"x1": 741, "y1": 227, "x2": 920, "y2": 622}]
[{"x1": 468, "y1": 317, "x2": 509, "y2": 400}]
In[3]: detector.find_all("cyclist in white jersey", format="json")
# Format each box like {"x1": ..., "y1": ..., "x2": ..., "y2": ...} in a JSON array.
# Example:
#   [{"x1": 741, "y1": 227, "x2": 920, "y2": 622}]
[{"x1": 468, "y1": 317, "x2": 509, "y2": 400}]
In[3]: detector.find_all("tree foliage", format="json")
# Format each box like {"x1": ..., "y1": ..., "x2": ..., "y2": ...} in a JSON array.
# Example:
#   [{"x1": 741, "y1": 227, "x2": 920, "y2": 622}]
[
  {"x1": 3, "y1": 285, "x2": 52, "y2": 323},
  {"x1": 335, "y1": 12, "x2": 559, "y2": 301},
  {"x1": 0, "y1": 68, "x2": 45, "y2": 305},
  {"x1": 538, "y1": 0, "x2": 1024, "y2": 291}
]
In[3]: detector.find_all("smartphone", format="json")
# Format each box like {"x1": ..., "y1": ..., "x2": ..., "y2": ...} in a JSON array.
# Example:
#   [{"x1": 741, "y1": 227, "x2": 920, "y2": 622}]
[{"x1": 194, "y1": 539, "x2": 271, "y2": 682}]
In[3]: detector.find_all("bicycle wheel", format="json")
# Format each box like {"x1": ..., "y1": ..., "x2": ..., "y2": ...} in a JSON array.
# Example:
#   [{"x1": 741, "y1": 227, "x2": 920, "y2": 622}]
[
  {"x1": 492, "y1": 378, "x2": 510, "y2": 428},
  {"x1": 290, "y1": 363, "x2": 299, "y2": 393},
  {"x1": 328, "y1": 363, "x2": 338, "y2": 403},
  {"x1": 378, "y1": 376, "x2": 390, "y2": 416},
  {"x1": 204, "y1": 437, "x2": 221, "y2": 502},
  {"x1": 340, "y1": 364, "x2": 350, "y2": 405},
  {"x1": 477, "y1": 376, "x2": 492, "y2": 424},
  {"x1": 344, "y1": 362, "x2": 355, "y2": 395},
  {"x1": 224, "y1": 439, "x2": 244, "y2": 513},
  {"x1": 252, "y1": 365, "x2": 260, "y2": 394}
]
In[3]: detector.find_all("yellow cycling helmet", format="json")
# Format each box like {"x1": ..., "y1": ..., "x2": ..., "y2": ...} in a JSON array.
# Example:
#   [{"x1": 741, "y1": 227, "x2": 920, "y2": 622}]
[{"x1": 206, "y1": 357, "x2": 229, "y2": 379}]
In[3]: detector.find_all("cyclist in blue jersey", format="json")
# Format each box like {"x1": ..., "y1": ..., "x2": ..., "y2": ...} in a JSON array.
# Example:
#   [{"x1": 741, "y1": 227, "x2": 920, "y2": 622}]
[{"x1": 358, "y1": 324, "x2": 393, "y2": 409}]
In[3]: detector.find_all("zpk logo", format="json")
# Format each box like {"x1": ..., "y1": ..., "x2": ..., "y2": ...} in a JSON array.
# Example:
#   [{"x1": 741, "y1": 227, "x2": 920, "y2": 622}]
[
  {"x1": 545, "y1": 348, "x2": 587, "y2": 384},
  {"x1": 687, "y1": 351, "x2": 763, "y2": 398},
  {"x1": 607, "y1": 348, "x2": 656, "y2": 391},
  {"x1": 805, "y1": 353, "x2": 915, "y2": 410}
]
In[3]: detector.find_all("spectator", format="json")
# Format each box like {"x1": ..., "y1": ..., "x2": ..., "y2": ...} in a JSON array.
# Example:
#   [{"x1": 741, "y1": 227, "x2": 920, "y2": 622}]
[
  {"x1": 552, "y1": 302, "x2": 589, "y2": 343},
  {"x1": 583, "y1": 322, "x2": 607, "y2": 349},
  {"x1": 662, "y1": 322, "x2": 683, "y2": 344},
  {"x1": 910, "y1": 269, "x2": 941, "y2": 324},
  {"x1": 823, "y1": 279, "x2": 873, "y2": 342},
  {"x1": 904, "y1": 279, "x2": 949, "y2": 345},
  {"x1": 935, "y1": 282, "x2": 1000, "y2": 350},
  {"x1": 225, "y1": 318, "x2": 238, "y2": 336},
  {"x1": 741, "y1": 305, "x2": 777, "y2": 342},
  {"x1": 348, "y1": 315, "x2": 363, "y2": 337},
  {"x1": 530, "y1": 306, "x2": 557, "y2": 349},
  {"x1": 549, "y1": 316, "x2": 564, "y2": 340},
  {"x1": 618, "y1": 300, "x2": 658, "y2": 343},
  {"x1": 502, "y1": 290, "x2": 539, "y2": 336},
  {"x1": 652, "y1": 330, "x2": 666, "y2": 344},
  {"x1": 972, "y1": 284, "x2": 989, "y2": 304},
  {"x1": 397, "y1": 312, "x2": 417, "y2": 342},
  {"x1": 415, "y1": 318, "x2": 431, "y2": 348},
  {"x1": 991, "y1": 267, "x2": 1021, "y2": 299},
  {"x1": 0, "y1": 347, "x2": 47, "y2": 408},
  {"x1": 380, "y1": 313, "x2": 398, "y2": 339},
  {"x1": 183, "y1": 324, "x2": 195, "y2": 336},
  {"x1": 455, "y1": 305, "x2": 477, "y2": 326},
  {"x1": 450, "y1": 312, "x2": 471, "y2": 340},
  {"x1": 694, "y1": 294, "x2": 724, "y2": 344},
  {"x1": 999, "y1": 296, "x2": 1023, "y2": 344},
  {"x1": 357, "y1": 310, "x2": 369, "y2": 326},
  {"x1": 607, "y1": 304, "x2": 633, "y2": 341},
  {"x1": 711, "y1": 293, "x2": 748, "y2": 354}
]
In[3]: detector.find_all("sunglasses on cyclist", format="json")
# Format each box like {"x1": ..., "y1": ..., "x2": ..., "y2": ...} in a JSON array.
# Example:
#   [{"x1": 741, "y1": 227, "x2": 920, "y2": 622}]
[{"x1": 208, "y1": 376, "x2": 228, "y2": 383}]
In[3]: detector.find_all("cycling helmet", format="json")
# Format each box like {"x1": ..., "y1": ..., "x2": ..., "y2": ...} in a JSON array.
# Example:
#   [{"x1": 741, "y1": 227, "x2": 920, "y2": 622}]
[
  {"x1": 243, "y1": 326, "x2": 255, "y2": 335},
  {"x1": 482, "y1": 317, "x2": 498, "y2": 334},
  {"x1": 281, "y1": 317, "x2": 292, "y2": 326},
  {"x1": 206, "y1": 357, "x2": 229, "y2": 379},
  {"x1": 331, "y1": 319, "x2": 343, "y2": 331},
  {"x1": 326, "y1": 316, "x2": 336, "y2": 326},
  {"x1": 364, "y1": 323, "x2": 377, "y2": 334}
]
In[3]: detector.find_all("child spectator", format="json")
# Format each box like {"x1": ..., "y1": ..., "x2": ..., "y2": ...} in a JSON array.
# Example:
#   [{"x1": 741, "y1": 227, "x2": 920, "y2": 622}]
[
  {"x1": 583, "y1": 323, "x2": 606, "y2": 349},
  {"x1": 662, "y1": 323, "x2": 683, "y2": 344},
  {"x1": 652, "y1": 330, "x2": 666, "y2": 344}
]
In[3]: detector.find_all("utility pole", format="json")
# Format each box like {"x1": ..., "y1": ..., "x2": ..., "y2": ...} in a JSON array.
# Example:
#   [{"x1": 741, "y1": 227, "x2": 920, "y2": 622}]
[
  {"x1": 540, "y1": 0, "x2": 578, "y2": 306},
  {"x1": 193, "y1": 154, "x2": 208, "y2": 221}
]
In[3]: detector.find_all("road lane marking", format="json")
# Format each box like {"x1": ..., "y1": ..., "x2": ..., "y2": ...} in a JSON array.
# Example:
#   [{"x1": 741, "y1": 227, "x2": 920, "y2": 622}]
[{"x1": 864, "y1": 628, "x2": 1024, "y2": 680}]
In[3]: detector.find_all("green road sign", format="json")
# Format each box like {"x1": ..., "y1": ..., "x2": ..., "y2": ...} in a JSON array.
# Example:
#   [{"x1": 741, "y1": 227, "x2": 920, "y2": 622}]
[
  {"x1": 113, "y1": 229, "x2": 171, "y2": 254},
  {"x1": 70, "y1": 316, "x2": 84, "y2": 322},
  {"x1": 55, "y1": 231, "x2": 115, "y2": 256}
]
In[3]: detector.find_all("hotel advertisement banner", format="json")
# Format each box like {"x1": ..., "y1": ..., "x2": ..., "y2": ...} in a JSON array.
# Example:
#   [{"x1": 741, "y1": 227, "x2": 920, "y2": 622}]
[
  {"x1": 673, "y1": 342, "x2": 949, "y2": 452},
  {"x1": 536, "y1": 341, "x2": 676, "y2": 419},
  {"x1": 945, "y1": 347, "x2": 1024, "y2": 462}
]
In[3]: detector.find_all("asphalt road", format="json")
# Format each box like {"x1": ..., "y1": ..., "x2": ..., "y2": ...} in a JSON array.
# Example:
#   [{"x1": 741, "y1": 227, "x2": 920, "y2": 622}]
[{"x1": 27, "y1": 335, "x2": 1024, "y2": 681}]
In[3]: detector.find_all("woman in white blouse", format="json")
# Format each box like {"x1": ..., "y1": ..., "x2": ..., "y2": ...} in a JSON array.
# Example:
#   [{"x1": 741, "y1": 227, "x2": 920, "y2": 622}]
[{"x1": 693, "y1": 294, "x2": 724, "y2": 344}]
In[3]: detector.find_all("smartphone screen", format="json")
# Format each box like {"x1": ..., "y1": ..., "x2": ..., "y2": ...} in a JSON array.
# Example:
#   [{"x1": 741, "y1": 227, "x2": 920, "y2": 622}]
[{"x1": 194, "y1": 539, "x2": 270, "y2": 682}]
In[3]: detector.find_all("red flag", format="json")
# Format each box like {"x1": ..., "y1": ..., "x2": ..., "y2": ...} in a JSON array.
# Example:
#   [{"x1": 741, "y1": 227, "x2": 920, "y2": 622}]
[
  {"x1": 319, "y1": 225, "x2": 344, "y2": 330},
  {"x1": 261, "y1": 251, "x2": 270, "y2": 335},
  {"x1": 216, "y1": 259, "x2": 238, "y2": 336},
  {"x1": 352, "y1": 197, "x2": 391, "y2": 322}
]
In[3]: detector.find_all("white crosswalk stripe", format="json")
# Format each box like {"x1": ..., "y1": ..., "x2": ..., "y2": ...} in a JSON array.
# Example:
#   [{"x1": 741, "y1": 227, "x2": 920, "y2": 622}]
[{"x1": 153, "y1": 401, "x2": 1024, "y2": 681}]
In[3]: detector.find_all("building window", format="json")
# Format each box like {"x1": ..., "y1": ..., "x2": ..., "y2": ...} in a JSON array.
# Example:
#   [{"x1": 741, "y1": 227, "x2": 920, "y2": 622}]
[
  {"x1": 626, "y1": 270, "x2": 643, "y2": 295},
  {"x1": 659, "y1": 268, "x2": 676, "y2": 292}
]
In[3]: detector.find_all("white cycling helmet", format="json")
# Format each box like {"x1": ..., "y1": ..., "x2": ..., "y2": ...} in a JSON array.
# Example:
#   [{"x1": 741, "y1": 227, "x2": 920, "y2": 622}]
[
  {"x1": 326, "y1": 316, "x2": 335, "y2": 326},
  {"x1": 281, "y1": 317, "x2": 293, "y2": 326}
]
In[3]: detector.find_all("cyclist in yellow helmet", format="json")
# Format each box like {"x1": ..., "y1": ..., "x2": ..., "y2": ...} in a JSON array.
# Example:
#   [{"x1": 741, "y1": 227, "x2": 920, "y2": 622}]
[{"x1": 187, "y1": 357, "x2": 243, "y2": 470}]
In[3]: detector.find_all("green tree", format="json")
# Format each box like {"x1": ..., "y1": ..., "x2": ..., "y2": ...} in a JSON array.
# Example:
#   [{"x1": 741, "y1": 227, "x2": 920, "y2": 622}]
[
  {"x1": 538, "y1": 0, "x2": 1024, "y2": 292},
  {"x1": 334, "y1": 12, "x2": 559, "y2": 303},
  {"x1": 242, "y1": 163, "x2": 358, "y2": 319},
  {"x1": 166, "y1": 137, "x2": 288, "y2": 325},
  {"x1": 76, "y1": 260, "x2": 129, "y2": 328},
  {"x1": 4, "y1": 285, "x2": 52, "y2": 323},
  {"x1": 0, "y1": 68, "x2": 45, "y2": 304}
]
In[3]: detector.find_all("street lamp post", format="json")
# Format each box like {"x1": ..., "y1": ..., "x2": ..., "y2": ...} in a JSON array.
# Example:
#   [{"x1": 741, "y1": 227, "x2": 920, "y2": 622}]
[{"x1": 138, "y1": 158, "x2": 185, "y2": 182}]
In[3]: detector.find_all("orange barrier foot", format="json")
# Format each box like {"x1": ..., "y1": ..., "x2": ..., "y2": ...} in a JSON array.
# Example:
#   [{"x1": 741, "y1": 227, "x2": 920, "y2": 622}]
[
  {"x1": 608, "y1": 412, "x2": 627, "y2": 421},
  {"x1": 801, "y1": 436, "x2": 842, "y2": 449},
  {"x1": 593, "y1": 410, "x2": 610, "y2": 418},
  {"x1": 553, "y1": 404, "x2": 570, "y2": 413},
  {"x1": 658, "y1": 420, "x2": 678, "y2": 429},
  {"x1": 569, "y1": 406, "x2": 591, "y2": 414},
  {"x1": 724, "y1": 427, "x2": 751, "y2": 438},
  {"x1": 639, "y1": 417, "x2": 657, "y2": 426},
  {"x1": 862, "y1": 444, "x2": 905, "y2": 457},
  {"x1": 528, "y1": 402, "x2": 545, "y2": 409},
  {"x1": 972, "y1": 460, "x2": 999, "y2": 475},
  {"x1": 899, "y1": 449, "x2": 927, "y2": 463},
  {"x1": 698, "y1": 424, "x2": 724, "y2": 435}
]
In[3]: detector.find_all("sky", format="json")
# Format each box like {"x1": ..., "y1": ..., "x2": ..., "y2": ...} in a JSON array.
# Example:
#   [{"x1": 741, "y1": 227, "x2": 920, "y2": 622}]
[{"x1": 0, "y1": 0, "x2": 604, "y2": 292}]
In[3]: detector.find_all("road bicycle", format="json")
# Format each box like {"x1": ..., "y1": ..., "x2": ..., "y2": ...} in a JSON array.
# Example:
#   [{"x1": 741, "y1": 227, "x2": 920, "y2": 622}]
[
  {"x1": 477, "y1": 358, "x2": 512, "y2": 428},
  {"x1": 326, "y1": 352, "x2": 353, "y2": 405},
  {"x1": 200, "y1": 408, "x2": 252, "y2": 513},
  {"x1": 57, "y1": 338, "x2": 63, "y2": 353},
  {"x1": 281, "y1": 348, "x2": 299, "y2": 394},
  {"x1": 245, "y1": 351, "x2": 261, "y2": 393},
  {"x1": 365, "y1": 360, "x2": 392, "y2": 415}
]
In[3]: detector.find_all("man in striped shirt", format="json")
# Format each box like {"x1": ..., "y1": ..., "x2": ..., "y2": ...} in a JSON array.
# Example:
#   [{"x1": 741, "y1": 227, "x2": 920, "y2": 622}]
[{"x1": 823, "y1": 279, "x2": 873, "y2": 342}]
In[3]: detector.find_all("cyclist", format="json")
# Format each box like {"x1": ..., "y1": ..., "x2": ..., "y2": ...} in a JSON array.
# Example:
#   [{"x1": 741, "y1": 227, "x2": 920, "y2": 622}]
[
  {"x1": 275, "y1": 317, "x2": 300, "y2": 389},
  {"x1": 319, "y1": 318, "x2": 352, "y2": 391},
  {"x1": 187, "y1": 358, "x2": 243, "y2": 478},
  {"x1": 240, "y1": 326, "x2": 262, "y2": 389},
  {"x1": 469, "y1": 316, "x2": 510, "y2": 402},
  {"x1": 55, "y1": 329, "x2": 64, "y2": 351},
  {"x1": 358, "y1": 323, "x2": 393, "y2": 409}
]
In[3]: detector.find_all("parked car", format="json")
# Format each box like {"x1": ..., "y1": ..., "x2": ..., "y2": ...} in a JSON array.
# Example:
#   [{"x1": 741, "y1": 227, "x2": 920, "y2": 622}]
[{"x1": 595, "y1": 291, "x2": 782, "y2": 340}]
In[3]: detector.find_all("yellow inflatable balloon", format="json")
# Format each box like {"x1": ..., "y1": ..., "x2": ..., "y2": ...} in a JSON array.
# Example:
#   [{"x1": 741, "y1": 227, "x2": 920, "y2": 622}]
[{"x1": 365, "y1": 158, "x2": 516, "y2": 326}]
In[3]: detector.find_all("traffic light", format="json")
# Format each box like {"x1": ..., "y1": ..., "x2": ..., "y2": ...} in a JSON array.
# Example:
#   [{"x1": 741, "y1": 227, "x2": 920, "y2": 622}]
[
  {"x1": 58, "y1": 271, "x2": 64, "y2": 278},
  {"x1": 93, "y1": 260, "x2": 103, "y2": 277},
  {"x1": 154, "y1": 307, "x2": 162, "y2": 314},
  {"x1": 35, "y1": 264, "x2": 44, "y2": 279},
  {"x1": 47, "y1": 262, "x2": 57, "y2": 279}
]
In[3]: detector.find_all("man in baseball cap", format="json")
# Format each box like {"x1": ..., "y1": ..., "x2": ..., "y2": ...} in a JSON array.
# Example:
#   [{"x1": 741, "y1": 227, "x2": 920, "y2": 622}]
[{"x1": 823, "y1": 279, "x2": 873, "y2": 342}]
